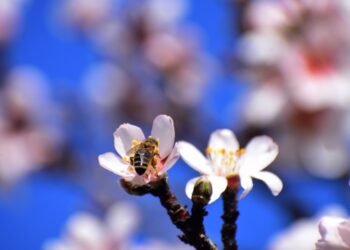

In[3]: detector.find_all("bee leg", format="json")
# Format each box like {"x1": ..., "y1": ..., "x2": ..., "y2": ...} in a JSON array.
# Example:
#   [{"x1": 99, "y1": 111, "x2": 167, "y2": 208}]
[
  {"x1": 150, "y1": 157, "x2": 159, "y2": 177},
  {"x1": 145, "y1": 165, "x2": 156, "y2": 176},
  {"x1": 129, "y1": 156, "x2": 134, "y2": 166},
  {"x1": 146, "y1": 166, "x2": 157, "y2": 178}
]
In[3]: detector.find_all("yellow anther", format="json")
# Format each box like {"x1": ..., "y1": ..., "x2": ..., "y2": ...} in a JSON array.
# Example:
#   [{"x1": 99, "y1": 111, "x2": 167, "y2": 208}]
[
  {"x1": 132, "y1": 140, "x2": 139, "y2": 145},
  {"x1": 148, "y1": 136, "x2": 153, "y2": 139},
  {"x1": 123, "y1": 156, "x2": 129, "y2": 162},
  {"x1": 218, "y1": 149, "x2": 226, "y2": 154},
  {"x1": 236, "y1": 148, "x2": 246, "y2": 156},
  {"x1": 206, "y1": 147, "x2": 212, "y2": 154}
]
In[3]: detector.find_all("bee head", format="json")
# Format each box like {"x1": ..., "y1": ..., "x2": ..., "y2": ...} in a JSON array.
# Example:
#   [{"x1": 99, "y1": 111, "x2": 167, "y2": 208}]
[{"x1": 146, "y1": 136, "x2": 159, "y2": 146}]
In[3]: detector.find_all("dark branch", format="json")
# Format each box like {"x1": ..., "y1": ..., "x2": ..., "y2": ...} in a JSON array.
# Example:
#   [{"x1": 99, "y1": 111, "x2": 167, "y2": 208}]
[
  {"x1": 221, "y1": 175, "x2": 240, "y2": 250},
  {"x1": 121, "y1": 176, "x2": 217, "y2": 250}
]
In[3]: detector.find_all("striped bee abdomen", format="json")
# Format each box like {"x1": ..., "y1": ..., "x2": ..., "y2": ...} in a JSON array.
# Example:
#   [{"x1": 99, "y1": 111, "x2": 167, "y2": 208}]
[{"x1": 133, "y1": 150, "x2": 152, "y2": 175}]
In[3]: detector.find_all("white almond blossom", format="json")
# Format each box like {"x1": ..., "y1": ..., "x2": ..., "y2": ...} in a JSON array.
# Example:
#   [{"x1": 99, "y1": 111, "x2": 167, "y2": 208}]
[
  {"x1": 269, "y1": 206, "x2": 348, "y2": 250},
  {"x1": 317, "y1": 217, "x2": 350, "y2": 250},
  {"x1": 178, "y1": 129, "x2": 282, "y2": 203},
  {"x1": 98, "y1": 115, "x2": 180, "y2": 185},
  {"x1": 44, "y1": 202, "x2": 139, "y2": 250}
]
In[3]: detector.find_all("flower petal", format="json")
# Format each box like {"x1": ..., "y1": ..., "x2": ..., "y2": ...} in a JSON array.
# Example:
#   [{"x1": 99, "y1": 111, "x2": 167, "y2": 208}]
[
  {"x1": 318, "y1": 217, "x2": 348, "y2": 248},
  {"x1": 114, "y1": 123, "x2": 145, "y2": 157},
  {"x1": 151, "y1": 115, "x2": 175, "y2": 158},
  {"x1": 98, "y1": 152, "x2": 134, "y2": 178},
  {"x1": 208, "y1": 129, "x2": 239, "y2": 152},
  {"x1": 338, "y1": 220, "x2": 350, "y2": 247},
  {"x1": 185, "y1": 176, "x2": 201, "y2": 200},
  {"x1": 251, "y1": 171, "x2": 283, "y2": 196},
  {"x1": 185, "y1": 176, "x2": 228, "y2": 204},
  {"x1": 239, "y1": 174, "x2": 253, "y2": 199},
  {"x1": 207, "y1": 175, "x2": 228, "y2": 204},
  {"x1": 239, "y1": 135, "x2": 278, "y2": 175},
  {"x1": 177, "y1": 141, "x2": 213, "y2": 175},
  {"x1": 158, "y1": 143, "x2": 180, "y2": 175}
]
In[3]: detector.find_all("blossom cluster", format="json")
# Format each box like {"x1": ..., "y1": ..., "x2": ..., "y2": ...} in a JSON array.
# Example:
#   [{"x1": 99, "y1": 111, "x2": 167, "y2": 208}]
[
  {"x1": 99, "y1": 114, "x2": 282, "y2": 203},
  {"x1": 235, "y1": 0, "x2": 350, "y2": 178}
]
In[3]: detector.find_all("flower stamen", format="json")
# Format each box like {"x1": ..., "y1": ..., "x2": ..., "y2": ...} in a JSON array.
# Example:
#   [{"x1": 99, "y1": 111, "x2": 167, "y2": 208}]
[{"x1": 205, "y1": 147, "x2": 246, "y2": 175}]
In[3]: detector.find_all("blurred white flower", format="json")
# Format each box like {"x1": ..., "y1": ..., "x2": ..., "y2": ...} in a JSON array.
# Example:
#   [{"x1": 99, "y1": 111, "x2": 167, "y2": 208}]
[
  {"x1": 238, "y1": 0, "x2": 350, "y2": 112},
  {"x1": 145, "y1": 32, "x2": 190, "y2": 72},
  {"x1": 317, "y1": 217, "x2": 350, "y2": 250},
  {"x1": 237, "y1": 0, "x2": 350, "y2": 179},
  {"x1": 237, "y1": 31, "x2": 287, "y2": 67},
  {"x1": 0, "y1": 129, "x2": 52, "y2": 183},
  {"x1": 269, "y1": 206, "x2": 348, "y2": 250},
  {"x1": 246, "y1": 0, "x2": 290, "y2": 31},
  {"x1": 61, "y1": 0, "x2": 115, "y2": 31},
  {"x1": 271, "y1": 220, "x2": 319, "y2": 250},
  {"x1": 0, "y1": 0, "x2": 25, "y2": 43},
  {"x1": 3, "y1": 67, "x2": 56, "y2": 120},
  {"x1": 130, "y1": 240, "x2": 192, "y2": 250},
  {"x1": 0, "y1": 67, "x2": 63, "y2": 184},
  {"x1": 178, "y1": 129, "x2": 282, "y2": 203},
  {"x1": 244, "y1": 84, "x2": 287, "y2": 126},
  {"x1": 83, "y1": 63, "x2": 128, "y2": 109},
  {"x1": 143, "y1": 0, "x2": 187, "y2": 29},
  {"x1": 44, "y1": 202, "x2": 139, "y2": 250},
  {"x1": 99, "y1": 115, "x2": 180, "y2": 185},
  {"x1": 282, "y1": 49, "x2": 350, "y2": 112},
  {"x1": 299, "y1": 134, "x2": 349, "y2": 179},
  {"x1": 143, "y1": 24, "x2": 212, "y2": 108}
]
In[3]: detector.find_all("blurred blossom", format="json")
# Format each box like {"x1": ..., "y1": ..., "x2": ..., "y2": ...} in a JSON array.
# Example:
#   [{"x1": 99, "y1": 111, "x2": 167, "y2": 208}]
[
  {"x1": 317, "y1": 216, "x2": 350, "y2": 250},
  {"x1": 276, "y1": 109, "x2": 350, "y2": 178},
  {"x1": 44, "y1": 202, "x2": 139, "y2": 250},
  {"x1": 145, "y1": 32, "x2": 192, "y2": 72},
  {"x1": 130, "y1": 240, "x2": 192, "y2": 250},
  {"x1": 235, "y1": 0, "x2": 350, "y2": 178},
  {"x1": 245, "y1": 1, "x2": 291, "y2": 31},
  {"x1": 237, "y1": 30, "x2": 287, "y2": 67},
  {"x1": 0, "y1": 67, "x2": 63, "y2": 184},
  {"x1": 282, "y1": 49, "x2": 350, "y2": 112},
  {"x1": 3, "y1": 67, "x2": 57, "y2": 121},
  {"x1": 238, "y1": 0, "x2": 350, "y2": 112},
  {"x1": 72, "y1": 0, "x2": 187, "y2": 53},
  {"x1": 298, "y1": 133, "x2": 349, "y2": 179},
  {"x1": 243, "y1": 84, "x2": 287, "y2": 126},
  {"x1": 83, "y1": 63, "x2": 128, "y2": 110},
  {"x1": 60, "y1": 0, "x2": 211, "y2": 111},
  {"x1": 0, "y1": 0, "x2": 26, "y2": 43},
  {"x1": 60, "y1": 0, "x2": 116, "y2": 32},
  {"x1": 269, "y1": 206, "x2": 347, "y2": 250},
  {"x1": 144, "y1": 30, "x2": 212, "y2": 107},
  {"x1": 141, "y1": 0, "x2": 188, "y2": 30}
]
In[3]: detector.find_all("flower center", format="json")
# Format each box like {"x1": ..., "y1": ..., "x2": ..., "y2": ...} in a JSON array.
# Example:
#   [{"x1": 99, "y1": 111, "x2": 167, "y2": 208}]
[{"x1": 205, "y1": 147, "x2": 246, "y2": 176}]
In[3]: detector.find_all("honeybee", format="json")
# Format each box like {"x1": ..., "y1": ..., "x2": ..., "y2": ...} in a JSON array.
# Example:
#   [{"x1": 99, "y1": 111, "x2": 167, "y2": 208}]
[{"x1": 128, "y1": 137, "x2": 160, "y2": 176}]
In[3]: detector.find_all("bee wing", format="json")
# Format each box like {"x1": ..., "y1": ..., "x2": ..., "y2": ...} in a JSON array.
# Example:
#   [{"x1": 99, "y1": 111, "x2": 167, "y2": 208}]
[{"x1": 126, "y1": 144, "x2": 140, "y2": 156}]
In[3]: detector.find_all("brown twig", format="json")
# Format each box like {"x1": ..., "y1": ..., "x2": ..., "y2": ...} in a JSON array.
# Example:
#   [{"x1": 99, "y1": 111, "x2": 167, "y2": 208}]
[
  {"x1": 221, "y1": 175, "x2": 240, "y2": 250},
  {"x1": 120, "y1": 176, "x2": 217, "y2": 250}
]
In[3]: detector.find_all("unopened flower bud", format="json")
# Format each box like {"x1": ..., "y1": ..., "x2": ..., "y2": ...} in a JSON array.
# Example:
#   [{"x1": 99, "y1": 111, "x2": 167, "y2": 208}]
[{"x1": 191, "y1": 177, "x2": 213, "y2": 206}]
